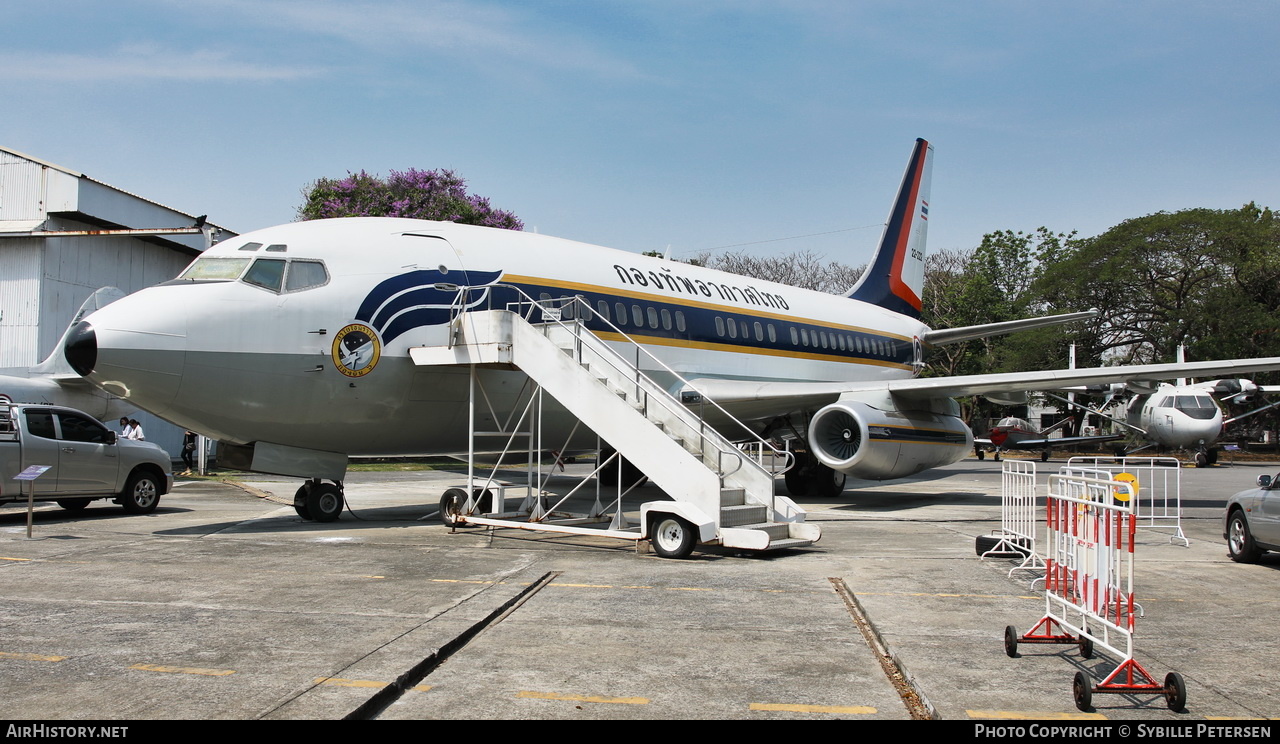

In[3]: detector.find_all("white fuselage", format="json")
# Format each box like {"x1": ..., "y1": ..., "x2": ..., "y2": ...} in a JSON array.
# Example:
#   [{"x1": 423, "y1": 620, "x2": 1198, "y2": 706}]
[
  {"x1": 76, "y1": 218, "x2": 929, "y2": 457},
  {"x1": 1130, "y1": 384, "x2": 1224, "y2": 448}
]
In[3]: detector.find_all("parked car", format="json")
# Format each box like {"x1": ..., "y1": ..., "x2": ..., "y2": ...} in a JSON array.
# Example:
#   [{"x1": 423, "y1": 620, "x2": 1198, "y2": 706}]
[
  {"x1": 1, "y1": 402, "x2": 172, "y2": 514},
  {"x1": 1224, "y1": 473, "x2": 1280, "y2": 562}
]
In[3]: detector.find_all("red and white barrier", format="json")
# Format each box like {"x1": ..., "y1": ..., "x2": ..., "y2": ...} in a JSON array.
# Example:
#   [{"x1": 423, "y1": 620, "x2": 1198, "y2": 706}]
[{"x1": 1004, "y1": 472, "x2": 1187, "y2": 713}]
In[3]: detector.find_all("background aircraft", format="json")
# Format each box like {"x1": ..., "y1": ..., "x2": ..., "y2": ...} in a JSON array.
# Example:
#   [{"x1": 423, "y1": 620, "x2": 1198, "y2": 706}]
[
  {"x1": 0, "y1": 288, "x2": 130, "y2": 422},
  {"x1": 61, "y1": 140, "x2": 1280, "y2": 517},
  {"x1": 972, "y1": 415, "x2": 1122, "y2": 462},
  {"x1": 1048, "y1": 377, "x2": 1280, "y2": 466}
]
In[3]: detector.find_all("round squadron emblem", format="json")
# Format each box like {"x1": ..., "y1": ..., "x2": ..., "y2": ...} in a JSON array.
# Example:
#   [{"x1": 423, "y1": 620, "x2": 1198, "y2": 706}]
[{"x1": 332, "y1": 323, "x2": 381, "y2": 377}]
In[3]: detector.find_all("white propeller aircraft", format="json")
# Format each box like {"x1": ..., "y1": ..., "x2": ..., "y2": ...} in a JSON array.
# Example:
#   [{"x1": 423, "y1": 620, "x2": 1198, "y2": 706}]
[
  {"x1": 1049, "y1": 378, "x2": 1280, "y2": 466},
  {"x1": 0, "y1": 287, "x2": 130, "y2": 421},
  {"x1": 61, "y1": 139, "x2": 1280, "y2": 518}
]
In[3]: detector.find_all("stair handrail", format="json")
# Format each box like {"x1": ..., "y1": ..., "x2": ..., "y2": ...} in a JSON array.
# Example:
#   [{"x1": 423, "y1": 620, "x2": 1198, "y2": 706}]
[{"x1": 449, "y1": 283, "x2": 794, "y2": 479}]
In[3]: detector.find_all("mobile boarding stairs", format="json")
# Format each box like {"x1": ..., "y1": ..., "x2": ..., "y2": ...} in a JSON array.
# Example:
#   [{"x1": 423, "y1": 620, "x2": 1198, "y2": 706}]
[{"x1": 409, "y1": 286, "x2": 819, "y2": 558}]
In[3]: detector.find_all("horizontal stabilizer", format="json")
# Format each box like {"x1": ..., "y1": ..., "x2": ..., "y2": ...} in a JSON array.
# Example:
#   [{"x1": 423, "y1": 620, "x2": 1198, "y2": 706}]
[{"x1": 923, "y1": 309, "x2": 1098, "y2": 347}]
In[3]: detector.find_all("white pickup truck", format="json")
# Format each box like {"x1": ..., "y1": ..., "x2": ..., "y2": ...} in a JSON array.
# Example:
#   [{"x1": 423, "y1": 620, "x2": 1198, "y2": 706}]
[{"x1": 0, "y1": 402, "x2": 172, "y2": 514}]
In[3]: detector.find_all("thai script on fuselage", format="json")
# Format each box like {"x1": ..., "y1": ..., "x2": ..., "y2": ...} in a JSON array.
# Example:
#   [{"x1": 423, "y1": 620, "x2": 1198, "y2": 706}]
[{"x1": 612, "y1": 264, "x2": 790, "y2": 310}]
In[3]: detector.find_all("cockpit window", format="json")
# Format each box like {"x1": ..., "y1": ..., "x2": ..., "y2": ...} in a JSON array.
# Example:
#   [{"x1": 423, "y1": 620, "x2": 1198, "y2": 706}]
[
  {"x1": 178, "y1": 257, "x2": 252, "y2": 281},
  {"x1": 285, "y1": 260, "x2": 329, "y2": 292},
  {"x1": 243, "y1": 258, "x2": 287, "y2": 292},
  {"x1": 1174, "y1": 395, "x2": 1217, "y2": 419}
]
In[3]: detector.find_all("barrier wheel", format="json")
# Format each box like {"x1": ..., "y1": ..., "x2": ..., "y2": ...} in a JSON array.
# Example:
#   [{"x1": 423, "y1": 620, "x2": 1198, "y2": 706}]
[
  {"x1": 976, "y1": 534, "x2": 1028, "y2": 557},
  {"x1": 1078, "y1": 634, "x2": 1094, "y2": 659},
  {"x1": 1073, "y1": 672, "x2": 1093, "y2": 712},
  {"x1": 1003, "y1": 625, "x2": 1019, "y2": 658},
  {"x1": 1164, "y1": 672, "x2": 1187, "y2": 712}
]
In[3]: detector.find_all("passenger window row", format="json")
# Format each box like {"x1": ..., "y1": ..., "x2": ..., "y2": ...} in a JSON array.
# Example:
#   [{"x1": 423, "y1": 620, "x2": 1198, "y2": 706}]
[{"x1": 532, "y1": 293, "x2": 898, "y2": 359}]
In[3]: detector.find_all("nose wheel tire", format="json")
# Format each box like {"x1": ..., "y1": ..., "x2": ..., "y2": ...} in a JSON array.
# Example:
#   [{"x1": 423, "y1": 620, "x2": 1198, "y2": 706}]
[
  {"x1": 650, "y1": 515, "x2": 697, "y2": 559},
  {"x1": 301, "y1": 482, "x2": 344, "y2": 522}
]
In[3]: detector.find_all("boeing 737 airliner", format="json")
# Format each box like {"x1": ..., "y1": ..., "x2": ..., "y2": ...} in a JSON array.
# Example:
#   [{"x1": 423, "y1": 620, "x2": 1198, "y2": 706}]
[{"x1": 63, "y1": 140, "x2": 1280, "y2": 525}]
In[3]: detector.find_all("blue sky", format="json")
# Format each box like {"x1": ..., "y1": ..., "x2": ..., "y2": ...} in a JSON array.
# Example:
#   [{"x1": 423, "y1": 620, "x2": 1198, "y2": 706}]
[{"x1": 3, "y1": 1, "x2": 1276, "y2": 267}]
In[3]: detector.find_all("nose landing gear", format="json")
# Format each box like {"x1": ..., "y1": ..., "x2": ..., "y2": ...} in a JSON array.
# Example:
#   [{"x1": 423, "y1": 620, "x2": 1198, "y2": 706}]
[{"x1": 294, "y1": 479, "x2": 345, "y2": 522}]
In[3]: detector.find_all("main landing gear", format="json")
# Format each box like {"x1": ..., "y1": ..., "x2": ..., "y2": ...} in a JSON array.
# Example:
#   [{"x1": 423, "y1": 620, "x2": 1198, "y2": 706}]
[
  {"x1": 294, "y1": 479, "x2": 345, "y2": 522},
  {"x1": 783, "y1": 449, "x2": 847, "y2": 498}
]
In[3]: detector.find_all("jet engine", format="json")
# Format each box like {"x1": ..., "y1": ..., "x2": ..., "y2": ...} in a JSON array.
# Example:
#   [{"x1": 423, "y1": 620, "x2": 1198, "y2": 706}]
[{"x1": 808, "y1": 399, "x2": 973, "y2": 481}]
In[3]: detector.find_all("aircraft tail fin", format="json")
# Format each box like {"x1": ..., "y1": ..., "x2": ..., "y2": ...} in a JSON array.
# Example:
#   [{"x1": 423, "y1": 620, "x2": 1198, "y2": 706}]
[
  {"x1": 32, "y1": 287, "x2": 127, "y2": 377},
  {"x1": 847, "y1": 138, "x2": 933, "y2": 318}
]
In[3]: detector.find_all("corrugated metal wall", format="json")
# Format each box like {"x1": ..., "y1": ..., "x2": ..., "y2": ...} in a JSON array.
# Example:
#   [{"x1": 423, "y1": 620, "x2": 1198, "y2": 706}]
[
  {"x1": 0, "y1": 153, "x2": 47, "y2": 221},
  {"x1": 1, "y1": 150, "x2": 207, "y2": 462},
  {"x1": 0, "y1": 240, "x2": 42, "y2": 367}
]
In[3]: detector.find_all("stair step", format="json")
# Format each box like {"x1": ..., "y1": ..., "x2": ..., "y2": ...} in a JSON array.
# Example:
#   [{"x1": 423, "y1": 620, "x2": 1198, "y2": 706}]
[
  {"x1": 758, "y1": 537, "x2": 816, "y2": 552},
  {"x1": 719, "y1": 488, "x2": 746, "y2": 506},
  {"x1": 736, "y1": 521, "x2": 790, "y2": 538},
  {"x1": 720, "y1": 505, "x2": 768, "y2": 527}
]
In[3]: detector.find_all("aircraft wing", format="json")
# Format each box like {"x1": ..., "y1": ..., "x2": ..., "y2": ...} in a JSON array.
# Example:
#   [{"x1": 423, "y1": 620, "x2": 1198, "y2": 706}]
[
  {"x1": 684, "y1": 357, "x2": 1280, "y2": 412},
  {"x1": 999, "y1": 433, "x2": 1125, "y2": 450}
]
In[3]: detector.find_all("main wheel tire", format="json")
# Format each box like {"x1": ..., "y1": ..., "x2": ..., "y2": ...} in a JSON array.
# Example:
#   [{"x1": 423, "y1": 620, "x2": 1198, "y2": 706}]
[
  {"x1": 975, "y1": 449, "x2": 985, "y2": 461},
  {"x1": 1040, "y1": 450, "x2": 1051, "y2": 462},
  {"x1": 808, "y1": 465, "x2": 847, "y2": 498},
  {"x1": 1194, "y1": 450, "x2": 1209, "y2": 468},
  {"x1": 650, "y1": 514, "x2": 697, "y2": 559},
  {"x1": 784, "y1": 465, "x2": 808, "y2": 496},
  {"x1": 1073, "y1": 671, "x2": 1093, "y2": 712},
  {"x1": 293, "y1": 485, "x2": 312, "y2": 519},
  {"x1": 119, "y1": 470, "x2": 161, "y2": 514},
  {"x1": 1164, "y1": 671, "x2": 1187, "y2": 712},
  {"x1": 1227, "y1": 511, "x2": 1261, "y2": 563},
  {"x1": 57, "y1": 499, "x2": 92, "y2": 513},
  {"x1": 305, "y1": 483, "x2": 344, "y2": 522},
  {"x1": 1003, "y1": 625, "x2": 1019, "y2": 658}
]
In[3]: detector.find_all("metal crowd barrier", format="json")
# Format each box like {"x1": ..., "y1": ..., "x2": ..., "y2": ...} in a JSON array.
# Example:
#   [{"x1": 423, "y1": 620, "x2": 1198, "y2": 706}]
[
  {"x1": 1003, "y1": 472, "x2": 1187, "y2": 713},
  {"x1": 1064, "y1": 456, "x2": 1187, "y2": 546}
]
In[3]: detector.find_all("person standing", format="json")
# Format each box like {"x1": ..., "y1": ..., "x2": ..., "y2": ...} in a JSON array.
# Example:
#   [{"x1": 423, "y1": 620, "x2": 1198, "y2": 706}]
[{"x1": 181, "y1": 430, "x2": 197, "y2": 475}]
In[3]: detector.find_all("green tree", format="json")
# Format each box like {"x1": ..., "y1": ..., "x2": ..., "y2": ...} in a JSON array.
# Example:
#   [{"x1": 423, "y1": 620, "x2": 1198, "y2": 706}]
[{"x1": 1034, "y1": 203, "x2": 1280, "y2": 367}]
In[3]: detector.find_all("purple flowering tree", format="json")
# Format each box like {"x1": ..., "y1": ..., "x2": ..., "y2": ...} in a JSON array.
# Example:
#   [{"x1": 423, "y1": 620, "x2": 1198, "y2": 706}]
[{"x1": 297, "y1": 168, "x2": 523, "y2": 230}]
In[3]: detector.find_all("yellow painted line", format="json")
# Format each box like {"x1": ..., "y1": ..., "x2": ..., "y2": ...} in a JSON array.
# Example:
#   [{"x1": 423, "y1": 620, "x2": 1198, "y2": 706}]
[
  {"x1": 517, "y1": 691, "x2": 648, "y2": 705},
  {"x1": 967, "y1": 710, "x2": 1107, "y2": 720},
  {"x1": 0, "y1": 651, "x2": 67, "y2": 662},
  {"x1": 751, "y1": 702, "x2": 876, "y2": 715},
  {"x1": 430, "y1": 579, "x2": 502, "y2": 585},
  {"x1": 0, "y1": 556, "x2": 33, "y2": 562},
  {"x1": 315, "y1": 677, "x2": 431, "y2": 692},
  {"x1": 129, "y1": 663, "x2": 236, "y2": 677}
]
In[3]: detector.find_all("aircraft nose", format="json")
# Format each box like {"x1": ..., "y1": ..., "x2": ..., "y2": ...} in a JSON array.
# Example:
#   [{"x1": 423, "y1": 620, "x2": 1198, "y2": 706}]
[{"x1": 64, "y1": 321, "x2": 98, "y2": 376}]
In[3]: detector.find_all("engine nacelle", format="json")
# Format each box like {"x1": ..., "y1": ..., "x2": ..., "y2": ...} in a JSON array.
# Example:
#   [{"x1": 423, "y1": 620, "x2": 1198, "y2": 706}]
[{"x1": 808, "y1": 400, "x2": 973, "y2": 481}]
